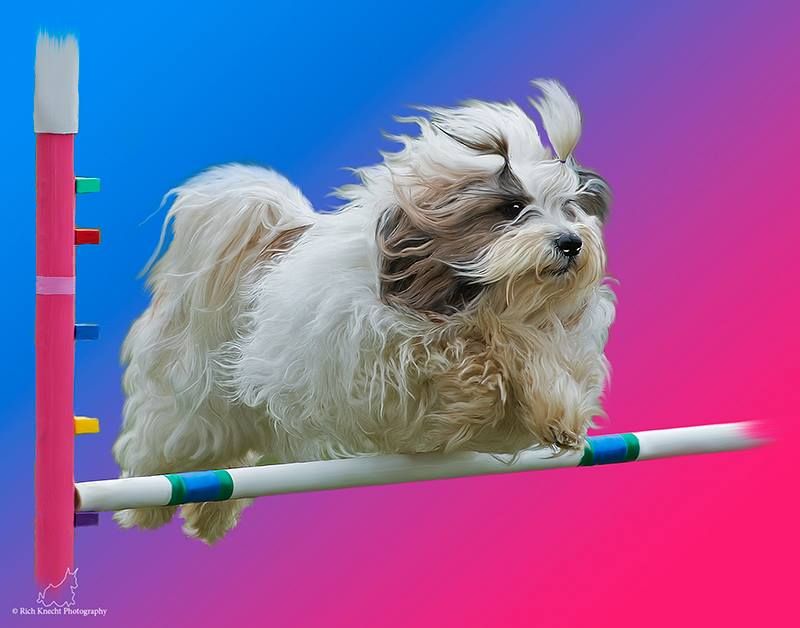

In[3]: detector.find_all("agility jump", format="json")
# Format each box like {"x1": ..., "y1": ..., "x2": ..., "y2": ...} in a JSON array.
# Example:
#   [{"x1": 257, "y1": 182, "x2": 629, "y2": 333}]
[{"x1": 33, "y1": 33, "x2": 767, "y2": 585}]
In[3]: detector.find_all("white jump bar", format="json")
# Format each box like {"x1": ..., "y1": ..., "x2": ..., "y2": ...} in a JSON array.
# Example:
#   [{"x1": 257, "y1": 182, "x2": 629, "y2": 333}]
[{"x1": 75, "y1": 422, "x2": 767, "y2": 513}]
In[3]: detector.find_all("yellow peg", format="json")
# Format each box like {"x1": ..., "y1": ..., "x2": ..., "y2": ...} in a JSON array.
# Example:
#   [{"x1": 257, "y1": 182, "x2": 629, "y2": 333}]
[{"x1": 74, "y1": 416, "x2": 100, "y2": 435}]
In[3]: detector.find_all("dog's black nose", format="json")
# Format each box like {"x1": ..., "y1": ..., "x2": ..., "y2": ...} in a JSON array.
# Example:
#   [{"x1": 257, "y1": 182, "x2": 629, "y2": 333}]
[{"x1": 555, "y1": 233, "x2": 582, "y2": 257}]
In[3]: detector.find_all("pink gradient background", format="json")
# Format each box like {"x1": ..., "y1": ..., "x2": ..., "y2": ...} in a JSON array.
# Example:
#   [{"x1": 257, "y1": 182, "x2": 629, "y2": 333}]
[{"x1": 3, "y1": 1, "x2": 799, "y2": 625}]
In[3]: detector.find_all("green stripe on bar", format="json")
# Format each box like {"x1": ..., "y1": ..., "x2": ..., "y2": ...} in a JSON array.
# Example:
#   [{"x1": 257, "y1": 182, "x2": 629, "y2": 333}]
[
  {"x1": 621, "y1": 433, "x2": 640, "y2": 462},
  {"x1": 213, "y1": 470, "x2": 234, "y2": 501},
  {"x1": 579, "y1": 440, "x2": 594, "y2": 466},
  {"x1": 166, "y1": 474, "x2": 186, "y2": 506}
]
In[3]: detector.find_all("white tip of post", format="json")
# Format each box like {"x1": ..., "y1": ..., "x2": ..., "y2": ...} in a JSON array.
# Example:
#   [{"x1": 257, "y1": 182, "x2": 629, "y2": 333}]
[{"x1": 34, "y1": 32, "x2": 79, "y2": 134}]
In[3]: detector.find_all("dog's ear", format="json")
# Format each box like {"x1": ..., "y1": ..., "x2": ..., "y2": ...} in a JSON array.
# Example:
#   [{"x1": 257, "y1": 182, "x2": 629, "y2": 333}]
[
  {"x1": 576, "y1": 169, "x2": 611, "y2": 223},
  {"x1": 376, "y1": 206, "x2": 482, "y2": 315}
]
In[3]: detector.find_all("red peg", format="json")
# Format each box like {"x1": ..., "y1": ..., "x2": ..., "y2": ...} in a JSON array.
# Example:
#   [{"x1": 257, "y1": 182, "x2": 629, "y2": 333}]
[{"x1": 74, "y1": 228, "x2": 100, "y2": 245}]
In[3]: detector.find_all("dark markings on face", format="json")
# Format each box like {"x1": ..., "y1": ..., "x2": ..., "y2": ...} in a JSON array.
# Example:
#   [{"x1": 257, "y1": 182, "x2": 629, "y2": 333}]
[
  {"x1": 378, "y1": 202, "x2": 488, "y2": 315},
  {"x1": 377, "y1": 125, "x2": 537, "y2": 315},
  {"x1": 429, "y1": 118, "x2": 511, "y2": 162},
  {"x1": 575, "y1": 168, "x2": 611, "y2": 222},
  {"x1": 428, "y1": 119, "x2": 531, "y2": 221}
]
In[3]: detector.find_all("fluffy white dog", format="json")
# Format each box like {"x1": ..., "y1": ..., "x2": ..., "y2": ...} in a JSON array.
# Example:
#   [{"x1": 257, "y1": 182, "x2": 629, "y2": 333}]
[{"x1": 113, "y1": 80, "x2": 615, "y2": 542}]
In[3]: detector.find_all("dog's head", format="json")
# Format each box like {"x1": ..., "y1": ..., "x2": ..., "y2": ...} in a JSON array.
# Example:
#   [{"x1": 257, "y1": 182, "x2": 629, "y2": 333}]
[{"x1": 346, "y1": 80, "x2": 610, "y2": 318}]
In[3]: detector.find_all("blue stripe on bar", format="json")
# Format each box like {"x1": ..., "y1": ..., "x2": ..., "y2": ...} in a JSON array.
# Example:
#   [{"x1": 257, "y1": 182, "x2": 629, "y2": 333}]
[
  {"x1": 74, "y1": 324, "x2": 100, "y2": 340},
  {"x1": 585, "y1": 434, "x2": 629, "y2": 465},
  {"x1": 179, "y1": 471, "x2": 226, "y2": 502}
]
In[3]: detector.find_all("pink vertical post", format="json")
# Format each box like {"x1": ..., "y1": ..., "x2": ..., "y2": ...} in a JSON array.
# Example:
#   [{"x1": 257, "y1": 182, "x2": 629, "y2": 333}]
[
  {"x1": 35, "y1": 134, "x2": 76, "y2": 586},
  {"x1": 34, "y1": 34, "x2": 79, "y2": 586}
]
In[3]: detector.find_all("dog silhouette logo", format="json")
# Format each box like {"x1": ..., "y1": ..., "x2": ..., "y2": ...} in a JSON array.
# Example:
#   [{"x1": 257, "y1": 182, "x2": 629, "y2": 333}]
[{"x1": 37, "y1": 567, "x2": 79, "y2": 608}]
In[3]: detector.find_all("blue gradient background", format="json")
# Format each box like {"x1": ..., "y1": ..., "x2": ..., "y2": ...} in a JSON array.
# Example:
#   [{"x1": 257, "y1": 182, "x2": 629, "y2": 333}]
[{"x1": 2, "y1": 1, "x2": 798, "y2": 625}]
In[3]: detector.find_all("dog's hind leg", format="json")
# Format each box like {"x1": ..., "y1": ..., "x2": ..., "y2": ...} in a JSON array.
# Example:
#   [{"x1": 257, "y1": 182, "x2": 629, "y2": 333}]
[
  {"x1": 113, "y1": 164, "x2": 314, "y2": 539},
  {"x1": 113, "y1": 388, "x2": 272, "y2": 535},
  {"x1": 178, "y1": 450, "x2": 263, "y2": 544}
]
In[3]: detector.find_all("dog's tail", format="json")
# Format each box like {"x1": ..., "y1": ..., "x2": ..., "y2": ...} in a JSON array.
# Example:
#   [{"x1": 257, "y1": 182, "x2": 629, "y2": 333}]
[{"x1": 113, "y1": 165, "x2": 315, "y2": 538}]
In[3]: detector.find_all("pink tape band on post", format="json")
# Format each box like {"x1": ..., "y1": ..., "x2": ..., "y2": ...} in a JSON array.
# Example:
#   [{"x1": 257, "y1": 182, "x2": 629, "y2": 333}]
[{"x1": 36, "y1": 276, "x2": 76, "y2": 295}]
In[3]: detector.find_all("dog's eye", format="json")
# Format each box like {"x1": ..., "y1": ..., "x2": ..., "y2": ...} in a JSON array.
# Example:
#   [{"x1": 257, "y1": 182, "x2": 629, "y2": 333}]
[{"x1": 498, "y1": 200, "x2": 527, "y2": 220}]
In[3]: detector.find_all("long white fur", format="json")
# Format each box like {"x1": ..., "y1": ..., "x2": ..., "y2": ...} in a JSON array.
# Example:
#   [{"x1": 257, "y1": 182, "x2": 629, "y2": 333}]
[
  {"x1": 114, "y1": 82, "x2": 615, "y2": 543},
  {"x1": 34, "y1": 33, "x2": 79, "y2": 134},
  {"x1": 530, "y1": 79, "x2": 581, "y2": 160}
]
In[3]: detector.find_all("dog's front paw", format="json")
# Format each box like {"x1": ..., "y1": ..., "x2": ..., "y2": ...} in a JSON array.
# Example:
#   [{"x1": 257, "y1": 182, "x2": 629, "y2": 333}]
[{"x1": 541, "y1": 424, "x2": 585, "y2": 451}]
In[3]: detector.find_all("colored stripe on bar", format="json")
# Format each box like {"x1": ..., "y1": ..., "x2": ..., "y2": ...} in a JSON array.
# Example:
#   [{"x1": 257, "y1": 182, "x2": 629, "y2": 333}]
[
  {"x1": 214, "y1": 470, "x2": 235, "y2": 501},
  {"x1": 166, "y1": 474, "x2": 185, "y2": 506},
  {"x1": 74, "y1": 324, "x2": 99, "y2": 340},
  {"x1": 621, "y1": 433, "x2": 640, "y2": 461},
  {"x1": 36, "y1": 275, "x2": 75, "y2": 295},
  {"x1": 165, "y1": 470, "x2": 235, "y2": 506},
  {"x1": 580, "y1": 433, "x2": 640, "y2": 466}
]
